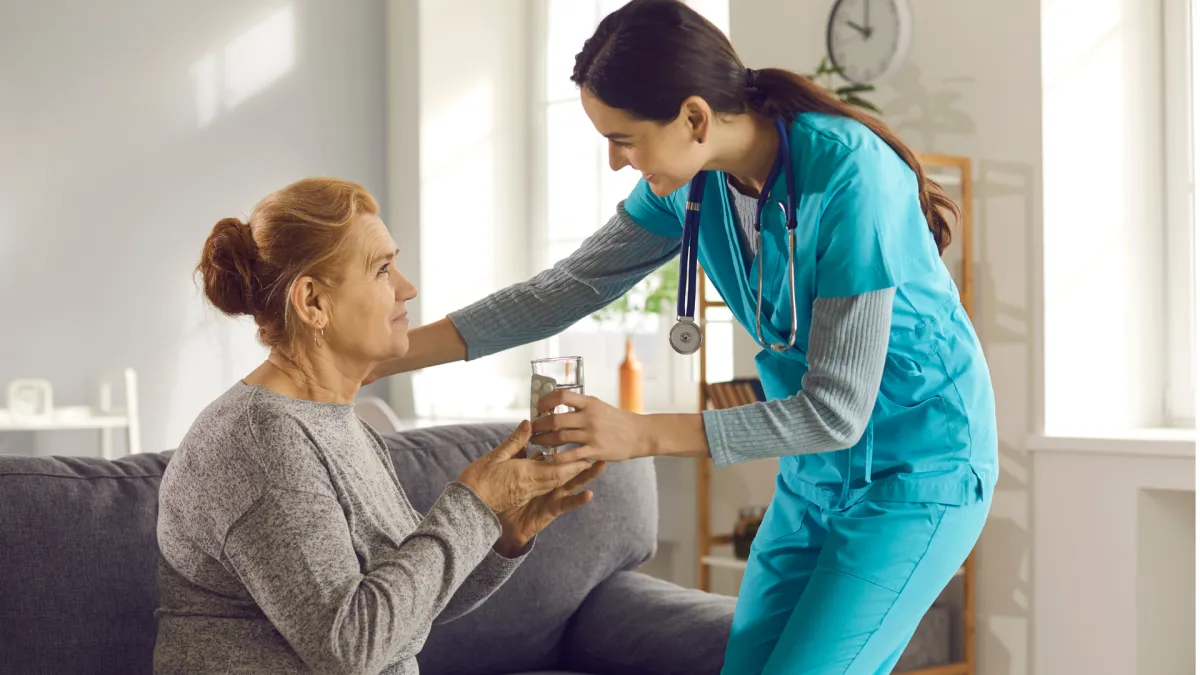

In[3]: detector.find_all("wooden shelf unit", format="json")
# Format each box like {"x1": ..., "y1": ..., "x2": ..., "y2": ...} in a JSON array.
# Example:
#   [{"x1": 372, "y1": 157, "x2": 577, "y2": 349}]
[{"x1": 695, "y1": 153, "x2": 976, "y2": 675}]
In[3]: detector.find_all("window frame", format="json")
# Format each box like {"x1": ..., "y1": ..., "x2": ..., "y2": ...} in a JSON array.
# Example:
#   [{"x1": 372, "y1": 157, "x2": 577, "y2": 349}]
[{"x1": 1164, "y1": 0, "x2": 1197, "y2": 428}]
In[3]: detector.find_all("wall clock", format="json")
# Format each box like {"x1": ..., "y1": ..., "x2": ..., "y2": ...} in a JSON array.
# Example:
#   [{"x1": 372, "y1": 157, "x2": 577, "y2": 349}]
[{"x1": 825, "y1": 0, "x2": 913, "y2": 84}]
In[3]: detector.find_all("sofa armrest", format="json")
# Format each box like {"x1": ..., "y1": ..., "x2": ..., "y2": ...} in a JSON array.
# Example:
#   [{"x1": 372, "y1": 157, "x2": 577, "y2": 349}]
[{"x1": 560, "y1": 571, "x2": 736, "y2": 675}]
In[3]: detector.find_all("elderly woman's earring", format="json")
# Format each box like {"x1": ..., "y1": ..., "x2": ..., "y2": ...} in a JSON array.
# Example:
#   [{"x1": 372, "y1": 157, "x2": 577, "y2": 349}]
[{"x1": 314, "y1": 328, "x2": 325, "y2": 348}]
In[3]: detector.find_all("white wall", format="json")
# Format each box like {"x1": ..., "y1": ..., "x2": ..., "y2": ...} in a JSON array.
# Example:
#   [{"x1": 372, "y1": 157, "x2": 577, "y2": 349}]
[
  {"x1": 0, "y1": 0, "x2": 388, "y2": 455},
  {"x1": 387, "y1": 0, "x2": 535, "y2": 419},
  {"x1": 1136, "y1": 487, "x2": 1196, "y2": 675},
  {"x1": 1032, "y1": 443, "x2": 1195, "y2": 675},
  {"x1": 727, "y1": 2, "x2": 1043, "y2": 674},
  {"x1": 384, "y1": 0, "x2": 422, "y2": 419}
]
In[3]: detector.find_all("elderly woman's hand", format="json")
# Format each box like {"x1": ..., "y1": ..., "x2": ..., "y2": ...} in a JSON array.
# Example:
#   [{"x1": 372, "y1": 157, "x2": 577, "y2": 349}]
[
  {"x1": 493, "y1": 458, "x2": 606, "y2": 556},
  {"x1": 456, "y1": 421, "x2": 595, "y2": 514}
]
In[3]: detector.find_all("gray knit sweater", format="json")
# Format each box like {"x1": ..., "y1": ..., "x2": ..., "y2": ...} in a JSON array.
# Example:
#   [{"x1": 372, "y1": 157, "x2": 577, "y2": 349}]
[
  {"x1": 154, "y1": 382, "x2": 527, "y2": 675},
  {"x1": 449, "y1": 193, "x2": 894, "y2": 467}
]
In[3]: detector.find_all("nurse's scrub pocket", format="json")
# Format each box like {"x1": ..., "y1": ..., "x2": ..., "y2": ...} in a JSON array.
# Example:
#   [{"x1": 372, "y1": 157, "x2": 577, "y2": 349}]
[
  {"x1": 817, "y1": 499, "x2": 949, "y2": 592},
  {"x1": 746, "y1": 478, "x2": 818, "y2": 556}
]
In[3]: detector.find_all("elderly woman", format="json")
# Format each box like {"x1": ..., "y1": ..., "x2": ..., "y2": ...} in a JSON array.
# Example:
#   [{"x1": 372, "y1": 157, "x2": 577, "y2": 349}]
[{"x1": 153, "y1": 178, "x2": 603, "y2": 675}]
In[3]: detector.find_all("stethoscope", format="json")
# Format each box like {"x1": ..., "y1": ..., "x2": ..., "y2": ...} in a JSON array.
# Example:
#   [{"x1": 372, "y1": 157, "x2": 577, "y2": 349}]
[{"x1": 669, "y1": 116, "x2": 800, "y2": 355}]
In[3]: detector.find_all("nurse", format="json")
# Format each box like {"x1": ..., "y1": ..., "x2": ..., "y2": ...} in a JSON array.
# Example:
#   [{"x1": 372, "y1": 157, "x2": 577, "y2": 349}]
[{"x1": 370, "y1": 0, "x2": 997, "y2": 672}]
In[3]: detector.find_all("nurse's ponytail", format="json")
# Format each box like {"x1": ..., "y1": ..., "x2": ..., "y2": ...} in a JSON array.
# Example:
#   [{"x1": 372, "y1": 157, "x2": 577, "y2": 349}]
[
  {"x1": 571, "y1": 0, "x2": 957, "y2": 255},
  {"x1": 746, "y1": 68, "x2": 956, "y2": 254}
]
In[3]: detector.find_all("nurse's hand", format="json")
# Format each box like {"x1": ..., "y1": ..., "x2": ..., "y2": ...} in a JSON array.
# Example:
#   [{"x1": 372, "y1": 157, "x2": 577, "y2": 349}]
[{"x1": 530, "y1": 390, "x2": 651, "y2": 463}]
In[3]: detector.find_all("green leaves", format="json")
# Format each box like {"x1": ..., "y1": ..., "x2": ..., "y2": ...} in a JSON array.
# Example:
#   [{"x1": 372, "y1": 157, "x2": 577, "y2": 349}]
[
  {"x1": 589, "y1": 259, "x2": 680, "y2": 336},
  {"x1": 810, "y1": 56, "x2": 839, "y2": 78},
  {"x1": 843, "y1": 94, "x2": 882, "y2": 114},
  {"x1": 804, "y1": 57, "x2": 882, "y2": 116},
  {"x1": 835, "y1": 83, "x2": 876, "y2": 96}
]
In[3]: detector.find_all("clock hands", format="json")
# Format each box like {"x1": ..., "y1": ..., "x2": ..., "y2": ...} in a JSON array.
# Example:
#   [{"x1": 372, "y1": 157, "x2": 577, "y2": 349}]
[
  {"x1": 847, "y1": 0, "x2": 874, "y2": 39},
  {"x1": 846, "y1": 19, "x2": 873, "y2": 39}
]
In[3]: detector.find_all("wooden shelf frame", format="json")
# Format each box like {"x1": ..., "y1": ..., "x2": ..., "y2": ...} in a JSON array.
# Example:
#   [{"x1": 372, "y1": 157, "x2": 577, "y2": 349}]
[{"x1": 695, "y1": 153, "x2": 977, "y2": 675}]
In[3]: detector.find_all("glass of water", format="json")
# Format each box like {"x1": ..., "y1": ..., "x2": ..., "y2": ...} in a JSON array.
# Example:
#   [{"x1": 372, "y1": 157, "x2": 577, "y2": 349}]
[{"x1": 529, "y1": 356, "x2": 584, "y2": 460}]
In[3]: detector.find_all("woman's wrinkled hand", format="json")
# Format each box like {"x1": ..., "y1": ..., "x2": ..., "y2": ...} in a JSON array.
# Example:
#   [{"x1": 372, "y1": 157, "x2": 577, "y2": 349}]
[
  {"x1": 494, "y1": 458, "x2": 606, "y2": 555},
  {"x1": 529, "y1": 389, "x2": 650, "y2": 464},
  {"x1": 456, "y1": 421, "x2": 595, "y2": 514}
]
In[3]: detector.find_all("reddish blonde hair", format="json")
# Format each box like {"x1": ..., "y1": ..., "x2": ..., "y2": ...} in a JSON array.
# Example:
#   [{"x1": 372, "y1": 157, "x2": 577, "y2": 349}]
[{"x1": 197, "y1": 177, "x2": 380, "y2": 348}]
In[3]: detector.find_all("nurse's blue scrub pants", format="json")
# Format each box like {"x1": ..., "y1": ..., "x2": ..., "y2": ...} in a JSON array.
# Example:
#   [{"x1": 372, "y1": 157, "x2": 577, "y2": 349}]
[{"x1": 720, "y1": 472, "x2": 990, "y2": 675}]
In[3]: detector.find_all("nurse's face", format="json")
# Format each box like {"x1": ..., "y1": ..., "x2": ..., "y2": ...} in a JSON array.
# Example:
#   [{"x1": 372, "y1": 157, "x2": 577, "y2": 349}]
[{"x1": 581, "y1": 88, "x2": 710, "y2": 197}]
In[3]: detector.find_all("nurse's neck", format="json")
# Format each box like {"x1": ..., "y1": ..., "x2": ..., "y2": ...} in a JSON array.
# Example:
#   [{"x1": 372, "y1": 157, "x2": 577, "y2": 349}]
[{"x1": 708, "y1": 113, "x2": 780, "y2": 198}]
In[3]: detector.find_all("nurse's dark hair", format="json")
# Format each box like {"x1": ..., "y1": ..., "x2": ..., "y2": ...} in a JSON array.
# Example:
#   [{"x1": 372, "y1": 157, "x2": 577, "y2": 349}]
[
  {"x1": 197, "y1": 177, "x2": 379, "y2": 348},
  {"x1": 571, "y1": 0, "x2": 956, "y2": 254}
]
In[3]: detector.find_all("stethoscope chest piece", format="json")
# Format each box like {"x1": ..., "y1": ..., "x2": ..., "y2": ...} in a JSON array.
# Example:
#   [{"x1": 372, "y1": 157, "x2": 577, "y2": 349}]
[{"x1": 669, "y1": 318, "x2": 703, "y2": 355}]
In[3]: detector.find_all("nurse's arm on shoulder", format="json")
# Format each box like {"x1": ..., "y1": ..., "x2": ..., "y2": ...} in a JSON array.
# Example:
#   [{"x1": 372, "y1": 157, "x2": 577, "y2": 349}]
[
  {"x1": 534, "y1": 288, "x2": 894, "y2": 465},
  {"x1": 366, "y1": 203, "x2": 679, "y2": 382}
]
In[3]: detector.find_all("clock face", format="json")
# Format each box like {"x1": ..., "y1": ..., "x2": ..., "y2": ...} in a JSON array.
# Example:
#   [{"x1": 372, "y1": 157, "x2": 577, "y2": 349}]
[{"x1": 826, "y1": 0, "x2": 912, "y2": 84}]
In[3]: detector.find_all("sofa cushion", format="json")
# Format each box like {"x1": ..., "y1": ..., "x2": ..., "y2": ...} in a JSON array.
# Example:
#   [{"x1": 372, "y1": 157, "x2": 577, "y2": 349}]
[
  {"x1": 382, "y1": 423, "x2": 658, "y2": 675},
  {"x1": 0, "y1": 451, "x2": 171, "y2": 675},
  {"x1": 561, "y1": 571, "x2": 736, "y2": 675}
]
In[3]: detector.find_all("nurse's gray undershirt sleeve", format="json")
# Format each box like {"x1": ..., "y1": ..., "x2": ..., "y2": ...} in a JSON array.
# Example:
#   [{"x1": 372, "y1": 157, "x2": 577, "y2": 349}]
[
  {"x1": 448, "y1": 202, "x2": 681, "y2": 360},
  {"x1": 702, "y1": 287, "x2": 895, "y2": 467}
]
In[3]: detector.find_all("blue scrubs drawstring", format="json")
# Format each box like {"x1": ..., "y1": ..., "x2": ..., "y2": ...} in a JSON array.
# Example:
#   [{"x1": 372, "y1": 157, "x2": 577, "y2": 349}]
[
  {"x1": 864, "y1": 433, "x2": 873, "y2": 485},
  {"x1": 840, "y1": 448, "x2": 852, "y2": 508},
  {"x1": 840, "y1": 434, "x2": 872, "y2": 508}
]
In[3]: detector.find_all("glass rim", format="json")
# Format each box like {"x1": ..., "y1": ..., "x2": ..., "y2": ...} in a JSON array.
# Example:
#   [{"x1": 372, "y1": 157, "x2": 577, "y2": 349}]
[{"x1": 530, "y1": 356, "x2": 583, "y2": 364}]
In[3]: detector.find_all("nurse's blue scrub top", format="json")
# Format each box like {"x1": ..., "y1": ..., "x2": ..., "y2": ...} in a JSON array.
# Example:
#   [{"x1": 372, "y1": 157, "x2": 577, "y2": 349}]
[{"x1": 623, "y1": 113, "x2": 998, "y2": 509}]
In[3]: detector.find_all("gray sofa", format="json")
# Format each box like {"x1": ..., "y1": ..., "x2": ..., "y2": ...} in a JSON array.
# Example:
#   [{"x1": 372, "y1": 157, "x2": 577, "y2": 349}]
[
  {"x1": 0, "y1": 422, "x2": 733, "y2": 675},
  {"x1": 0, "y1": 421, "x2": 959, "y2": 674}
]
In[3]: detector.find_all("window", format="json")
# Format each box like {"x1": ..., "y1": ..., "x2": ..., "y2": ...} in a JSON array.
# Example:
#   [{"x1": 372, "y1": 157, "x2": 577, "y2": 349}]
[
  {"x1": 532, "y1": 0, "x2": 730, "y2": 410},
  {"x1": 1041, "y1": 0, "x2": 1196, "y2": 433},
  {"x1": 1165, "y1": 0, "x2": 1197, "y2": 427}
]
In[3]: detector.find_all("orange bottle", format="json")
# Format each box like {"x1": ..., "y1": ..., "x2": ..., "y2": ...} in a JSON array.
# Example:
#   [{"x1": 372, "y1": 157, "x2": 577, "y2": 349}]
[{"x1": 618, "y1": 338, "x2": 644, "y2": 413}]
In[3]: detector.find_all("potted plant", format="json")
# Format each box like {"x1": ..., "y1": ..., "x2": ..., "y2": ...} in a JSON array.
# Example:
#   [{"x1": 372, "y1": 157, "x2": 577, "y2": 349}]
[
  {"x1": 805, "y1": 56, "x2": 882, "y2": 115},
  {"x1": 589, "y1": 261, "x2": 679, "y2": 413}
]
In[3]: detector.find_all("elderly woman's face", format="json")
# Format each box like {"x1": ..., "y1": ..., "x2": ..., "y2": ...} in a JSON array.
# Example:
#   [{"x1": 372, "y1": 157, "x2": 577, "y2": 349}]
[{"x1": 323, "y1": 214, "x2": 416, "y2": 363}]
